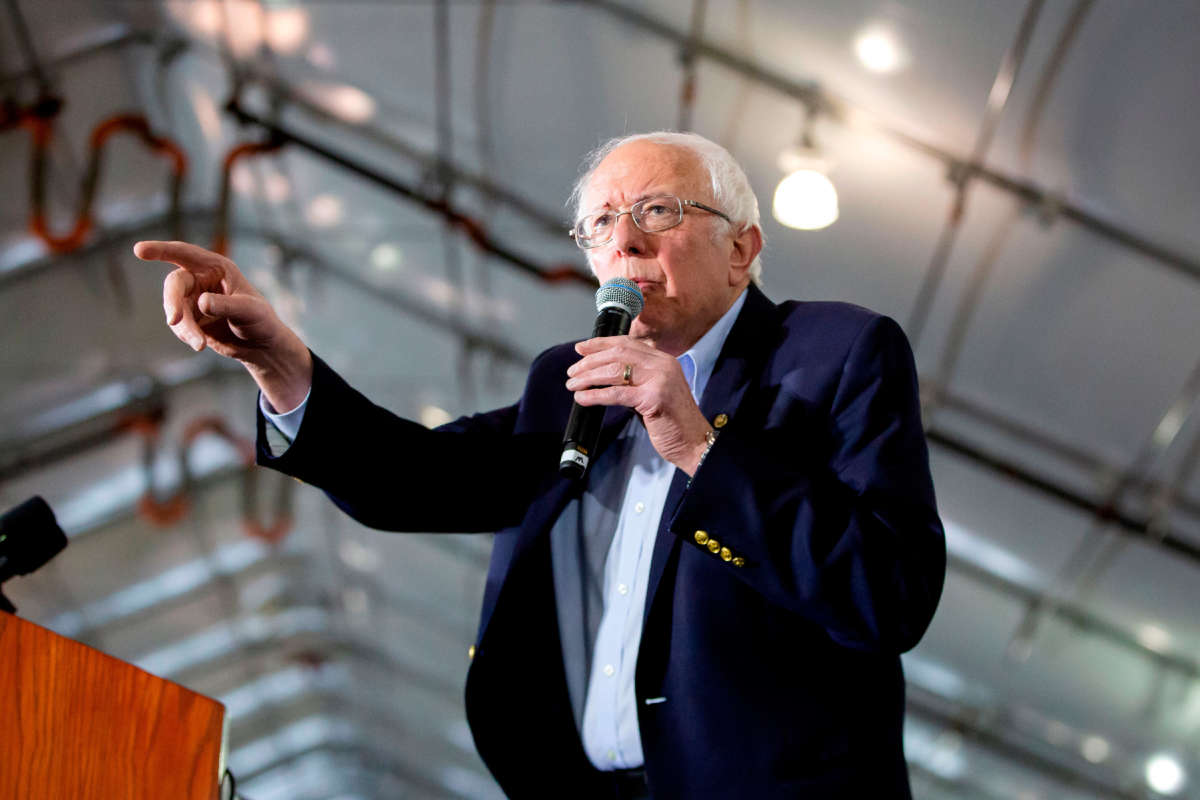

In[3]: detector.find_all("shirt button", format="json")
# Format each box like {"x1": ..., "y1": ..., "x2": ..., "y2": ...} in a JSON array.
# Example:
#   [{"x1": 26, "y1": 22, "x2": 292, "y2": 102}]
[
  {"x1": 634, "y1": 501, "x2": 645, "y2": 513},
  {"x1": 618, "y1": 583, "x2": 629, "y2": 595},
  {"x1": 607, "y1": 750, "x2": 617, "y2": 762},
  {"x1": 603, "y1": 664, "x2": 615, "y2": 677}
]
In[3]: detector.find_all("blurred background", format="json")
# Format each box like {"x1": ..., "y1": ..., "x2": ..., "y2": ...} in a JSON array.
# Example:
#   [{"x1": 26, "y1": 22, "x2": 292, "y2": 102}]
[{"x1": 2, "y1": 1, "x2": 1199, "y2": 798}]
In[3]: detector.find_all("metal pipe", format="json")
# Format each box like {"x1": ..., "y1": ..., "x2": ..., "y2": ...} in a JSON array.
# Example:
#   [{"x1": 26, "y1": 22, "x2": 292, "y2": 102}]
[
  {"x1": 0, "y1": 25, "x2": 148, "y2": 95},
  {"x1": 934, "y1": 387, "x2": 1200, "y2": 523},
  {"x1": 675, "y1": 0, "x2": 707, "y2": 131},
  {"x1": 911, "y1": 0, "x2": 1045, "y2": 351},
  {"x1": 948, "y1": 554, "x2": 1198, "y2": 677},
  {"x1": 2, "y1": 0, "x2": 51, "y2": 95},
  {"x1": 927, "y1": 425, "x2": 1200, "y2": 564},
  {"x1": 928, "y1": 0, "x2": 1095, "y2": 391},
  {"x1": 1045, "y1": 357, "x2": 1200, "y2": 596},
  {"x1": 233, "y1": 62, "x2": 567, "y2": 239},
  {"x1": 906, "y1": 686, "x2": 1139, "y2": 800},
  {"x1": 229, "y1": 712, "x2": 474, "y2": 795},
  {"x1": 0, "y1": 205, "x2": 216, "y2": 289},
  {"x1": 577, "y1": 0, "x2": 1200, "y2": 284},
  {"x1": 225, "y1": 99, "x2": 595, "y2": 289}
]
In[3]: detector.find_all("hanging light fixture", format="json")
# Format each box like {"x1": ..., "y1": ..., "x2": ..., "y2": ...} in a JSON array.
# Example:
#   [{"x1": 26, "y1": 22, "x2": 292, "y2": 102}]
[
  {"x1": 1145, "y1": 754, "x2": 1187, "y2": 796},
  {"x1": 854, "y1": 26, "x2": 907, "y2": 74},
  {"x1": 772, "y1": 104, "x2": 839, "y2": 231}
]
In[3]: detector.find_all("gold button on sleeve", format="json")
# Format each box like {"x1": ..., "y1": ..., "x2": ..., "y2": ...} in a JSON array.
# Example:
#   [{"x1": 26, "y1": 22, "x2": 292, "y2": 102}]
[
  {"x1": 720, "y1": 547, "x2": 732, "y2": 562},
  {"x1": 707, "y1": 539, "x2": 721, "y2": 553},
  {"x1": 694, "y1": 530, "x2": 709, "y2": 545},
  {"x1": 713, "y1": 413, "x2": 728, "y2": 429},
  {"x1": 468, "y1": 645, "x2": 476, "y2": 659},
  {"x1": 732, "y1": 557, "x2": 746, "y2": 568}
]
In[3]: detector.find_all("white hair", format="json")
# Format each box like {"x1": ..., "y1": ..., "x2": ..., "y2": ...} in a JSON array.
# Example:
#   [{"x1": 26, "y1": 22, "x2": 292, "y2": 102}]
[{"x1": 569, "y1": 131, "x2": 765, "y2": 286}]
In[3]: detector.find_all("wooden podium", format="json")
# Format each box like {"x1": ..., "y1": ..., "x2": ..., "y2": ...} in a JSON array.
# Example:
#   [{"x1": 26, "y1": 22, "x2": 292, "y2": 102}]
[{"x1": 0, "y1": 612, "x2": 226, "y2": 800}]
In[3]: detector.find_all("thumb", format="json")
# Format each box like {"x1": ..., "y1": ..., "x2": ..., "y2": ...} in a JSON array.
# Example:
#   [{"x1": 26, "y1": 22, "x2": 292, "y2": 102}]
[{"x1": 198, "y1": 291, "x2": 263, "y2": 325}]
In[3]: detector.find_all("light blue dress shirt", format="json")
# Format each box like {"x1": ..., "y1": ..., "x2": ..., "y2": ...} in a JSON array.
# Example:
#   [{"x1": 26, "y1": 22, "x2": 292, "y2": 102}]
[
  {"x1": 261, "y1": 288, "x2": 748, "y2": 770},
  {"x1": 578, "y1": 288, "x2": 745, "y2": 769}
]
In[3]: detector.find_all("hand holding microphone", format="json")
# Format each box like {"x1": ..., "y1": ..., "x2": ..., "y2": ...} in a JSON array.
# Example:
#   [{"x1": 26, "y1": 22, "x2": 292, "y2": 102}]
[
  {"x1": 559, "y1": 278, "x2": 643, "y2": 479},
  {"x1": 561, "y1": 278, "x2": 716, "y2": 479}
]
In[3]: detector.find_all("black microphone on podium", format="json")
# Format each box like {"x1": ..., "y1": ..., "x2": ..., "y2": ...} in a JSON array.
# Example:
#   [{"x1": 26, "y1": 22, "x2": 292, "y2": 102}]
[
  {"x1": 560, "y1": 277, "x2": 644, "y2": 480},
  {"x1": 0, "y1": 496, "x2": 68, "y2": 614}
]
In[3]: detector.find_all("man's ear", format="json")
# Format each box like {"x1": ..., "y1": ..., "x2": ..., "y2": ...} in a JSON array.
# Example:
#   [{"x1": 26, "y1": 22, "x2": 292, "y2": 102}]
[{"x1": 728, "y1": 224, "x2": 763, "y2": 285}]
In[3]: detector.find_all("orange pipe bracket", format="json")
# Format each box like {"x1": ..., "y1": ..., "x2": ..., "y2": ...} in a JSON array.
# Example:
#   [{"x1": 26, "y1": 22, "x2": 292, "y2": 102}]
[
  {"x1": 211, "y1": 136, "x2": 286, "y2": 256},
  {"x1": 24, "y1": 107, "x2": 188, "y2": 254}
]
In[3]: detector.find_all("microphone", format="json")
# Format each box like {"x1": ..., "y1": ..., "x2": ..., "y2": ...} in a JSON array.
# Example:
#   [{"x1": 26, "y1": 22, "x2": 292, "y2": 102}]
[
  {"x1": 559, "y1": 277, "x2": 644, "y2": 480},
  {"x1": 0, "y1": 496, "x2": 68, "y2": 614}
]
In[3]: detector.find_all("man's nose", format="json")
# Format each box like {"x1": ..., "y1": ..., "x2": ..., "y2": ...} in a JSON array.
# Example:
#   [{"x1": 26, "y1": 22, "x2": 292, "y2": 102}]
[{"x1": 611, "y1": 211, "x2": 649, "y2": 257}]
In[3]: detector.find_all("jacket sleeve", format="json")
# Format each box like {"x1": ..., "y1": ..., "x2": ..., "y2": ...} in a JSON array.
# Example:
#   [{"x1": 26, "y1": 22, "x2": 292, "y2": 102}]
[
  {"x1": 669, "y1": 314, "x2": 946, "y2": 654},
  {"x1": 255, "y1": 350, "x2": 563, "y2": 533}
]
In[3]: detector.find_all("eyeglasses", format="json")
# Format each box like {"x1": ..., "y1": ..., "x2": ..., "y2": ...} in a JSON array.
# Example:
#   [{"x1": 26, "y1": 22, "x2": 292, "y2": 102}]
[{"x1": 569, "y1": 194, "x2": 732, "y2": 250}]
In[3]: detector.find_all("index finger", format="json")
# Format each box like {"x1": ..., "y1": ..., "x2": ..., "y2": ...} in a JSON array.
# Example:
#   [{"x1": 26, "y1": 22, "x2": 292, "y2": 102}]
[
  {"x1": 575, "y1": 335, "x2": 633, "y2": 355},
  {"x1": 133, "y1": 240, "x2": 228, "y2": 273}
]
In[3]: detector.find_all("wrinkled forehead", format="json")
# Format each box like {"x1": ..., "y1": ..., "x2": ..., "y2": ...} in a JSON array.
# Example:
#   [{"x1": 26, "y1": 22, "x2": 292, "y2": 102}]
[{"x1": 579, "y1": 141, "x2": 710, "y2": 213}]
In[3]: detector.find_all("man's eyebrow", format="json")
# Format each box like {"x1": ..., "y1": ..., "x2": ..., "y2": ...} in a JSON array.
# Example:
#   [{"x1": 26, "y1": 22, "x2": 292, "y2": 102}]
[{"x1": 588, "y1": 193, "x2": 665, "y2": 213}]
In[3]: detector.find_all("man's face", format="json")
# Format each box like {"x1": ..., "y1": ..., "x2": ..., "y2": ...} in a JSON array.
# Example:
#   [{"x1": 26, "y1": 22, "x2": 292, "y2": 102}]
[{"x1": 579, "y1": 140, "x2": 746, "y2": 356}]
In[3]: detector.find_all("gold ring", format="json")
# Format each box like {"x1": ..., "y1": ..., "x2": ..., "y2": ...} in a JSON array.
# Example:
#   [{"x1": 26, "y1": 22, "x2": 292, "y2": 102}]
[{"x1": 622, "y1": 363, "x2": 633, "y2": 385}]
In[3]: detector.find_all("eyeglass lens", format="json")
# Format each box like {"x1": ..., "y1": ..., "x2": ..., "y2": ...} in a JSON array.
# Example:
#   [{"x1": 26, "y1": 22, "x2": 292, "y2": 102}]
[{"x1": 576, "y1": 195, "x2": 683, "y2": 244}]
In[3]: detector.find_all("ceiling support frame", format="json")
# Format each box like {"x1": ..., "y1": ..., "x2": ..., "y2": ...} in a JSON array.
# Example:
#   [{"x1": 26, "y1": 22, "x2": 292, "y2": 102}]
[
  {"x1": 225, "y1": 98, "x2": 594, "y2": 288},
  {"x1": 928, "y1": 426, "x2": 1200, "y2": 564},
  {"x1": 576, "y1": 0, "x2": 1200, "y2": 284}
]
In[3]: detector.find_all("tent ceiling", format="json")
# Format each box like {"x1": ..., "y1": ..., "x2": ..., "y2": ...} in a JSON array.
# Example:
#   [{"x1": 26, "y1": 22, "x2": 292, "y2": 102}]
[{"x1": 2, "y1": 2, "x2": 1198, "y2": 798}]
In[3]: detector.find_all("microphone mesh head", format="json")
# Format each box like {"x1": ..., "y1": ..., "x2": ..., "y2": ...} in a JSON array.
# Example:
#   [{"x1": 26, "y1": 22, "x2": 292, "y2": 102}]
[{"x1": 595, "y1": 277, "x2": 644, "y2": 317}]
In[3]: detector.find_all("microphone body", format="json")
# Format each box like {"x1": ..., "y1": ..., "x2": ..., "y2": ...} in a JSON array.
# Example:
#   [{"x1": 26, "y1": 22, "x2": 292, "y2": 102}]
[
  {"x1": 0, "y1": 496, "x2": 66, "y2": 583},
  {"x1": 560, "y1": 279, "x2": 644, "y2": 479},
  {"x1": 0, "y1": 495, "x2": 67, "y2": 614}
]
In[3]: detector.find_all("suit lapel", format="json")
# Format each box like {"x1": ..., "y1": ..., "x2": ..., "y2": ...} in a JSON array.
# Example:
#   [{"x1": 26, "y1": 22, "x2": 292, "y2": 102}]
[
  {"x1": 642, "y1": 285, "x2": 780, "y2": 628},
  {"x1": 478, "y1": 404, "x2": 635, "y2": 641}
]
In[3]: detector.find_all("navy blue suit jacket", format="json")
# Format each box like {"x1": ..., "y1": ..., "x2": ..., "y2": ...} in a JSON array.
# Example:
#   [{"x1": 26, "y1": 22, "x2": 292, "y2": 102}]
[{"x1": 256, "y1": 284, "x2": 946, "y2": 799}]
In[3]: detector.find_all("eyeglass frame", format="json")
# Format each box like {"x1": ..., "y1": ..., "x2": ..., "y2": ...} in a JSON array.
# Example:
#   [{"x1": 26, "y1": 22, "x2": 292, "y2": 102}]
[{"x1": 568, "y1": 195, "x2": 734, "y2": 250}]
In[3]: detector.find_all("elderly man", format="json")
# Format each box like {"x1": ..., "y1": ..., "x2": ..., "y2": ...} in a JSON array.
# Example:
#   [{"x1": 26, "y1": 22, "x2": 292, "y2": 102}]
[{"x1": 137, "y1": 131, "x2": 945, "y2": 799}]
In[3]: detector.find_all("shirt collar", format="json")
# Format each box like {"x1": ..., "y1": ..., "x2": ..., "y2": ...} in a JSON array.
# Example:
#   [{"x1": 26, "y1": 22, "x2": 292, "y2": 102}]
[{"x1": 677, "y1": 288, "x2": 748, "y2": 403}]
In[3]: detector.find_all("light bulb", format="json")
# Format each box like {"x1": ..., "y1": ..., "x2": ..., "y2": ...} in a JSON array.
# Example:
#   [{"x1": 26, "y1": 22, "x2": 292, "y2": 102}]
[
  {"x1": 1080, "y1": 735, "x2": 1111, "y2": 763},
  {"x1": 265, "y1": 7, "x2": 310, "y2": 54},
  {"x1": 370, "y1": 243, "x2": 404, "y2": 272},
  {"x1": 299, "y1": 81, "x2": 376, "y2": 124},
  {"x1": 1137, "y1": 623, "x2": 1171, "y2": 653},
  {"x1": 773, "y1": 169, "x2": 839, "y2": 230},
  {"x1": 855, "y1": 29, "x2": 906, "y2": 73},
  {"x1": 1146, "y1": 754, "x2": 1186, "y2": 795},
  {"x1": 305, "y1": 194, "x2": 343, "y2": 228}
]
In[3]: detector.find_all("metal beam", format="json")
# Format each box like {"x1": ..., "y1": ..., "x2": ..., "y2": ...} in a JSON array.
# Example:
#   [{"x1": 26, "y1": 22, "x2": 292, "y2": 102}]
[
  {"x1": 0, "y1": 24, "x2": 147, "y2": 95},
  {"x1": 948, "y1": 553, "x2": 1199, "y2": 677},
  {"x1": 0, "y1": 206, "x2": 534, "y2": 367},
  {"x1": 932, "y1": 387, "x2": 1200, "y2": 523},
  {"x1": 928, "y1": 425, "x2": 1200, "y2": 564},
  {"x1": 224, "y1": 99, "x2": 594, "y2": 288},
  {"x1": 578, "y1": 0, "x2": 1200, "y2": 284},
  {"x1": 907, "y1": 686, "x2": 1138, "y2": 800}
]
